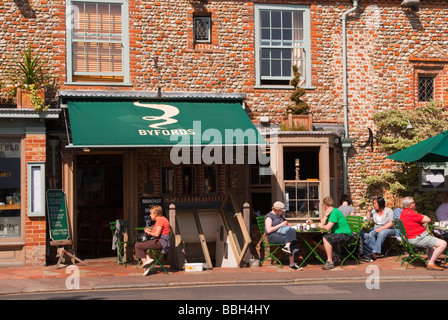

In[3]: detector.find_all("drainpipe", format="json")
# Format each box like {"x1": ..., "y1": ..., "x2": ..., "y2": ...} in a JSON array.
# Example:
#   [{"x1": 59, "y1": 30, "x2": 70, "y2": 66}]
[{"x1": 340, "y1": 0, "x2": 358, "y2": 193}]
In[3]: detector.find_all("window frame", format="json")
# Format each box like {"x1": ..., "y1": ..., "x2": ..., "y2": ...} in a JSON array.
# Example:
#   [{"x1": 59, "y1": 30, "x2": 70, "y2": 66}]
[
  {"x1": 161, "y1": 166, "x2": 175, "y2": 195},
  {"x1": 27, "y1": 162, "x2": 46, "y2": 217},
  {"x1": 194, "y1": 16, "x2": 211, "y2": 43},
  {"x1": 418, "y1": 75, "x2": 435, "y2": 102},
  {"x1": 0, "y1": 137, "x2": 23, "y2": 241},
  {"x1": 66, "y1": 0, "x2": 130, "y2": 85},
  {"x1": 254, "y1": 4, "x2": 311, "y2": 88}
]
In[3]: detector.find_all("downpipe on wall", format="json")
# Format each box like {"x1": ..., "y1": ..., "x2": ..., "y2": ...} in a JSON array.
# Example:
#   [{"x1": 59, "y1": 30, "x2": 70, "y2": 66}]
[{"x1": 340, "y1": 0, "x2": 358, "y2": 193}]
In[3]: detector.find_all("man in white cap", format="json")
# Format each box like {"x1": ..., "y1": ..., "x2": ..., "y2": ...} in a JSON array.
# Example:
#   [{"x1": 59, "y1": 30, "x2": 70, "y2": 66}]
[{"x1": 264, "y1": 201, "x2": 302, "y2": 270}]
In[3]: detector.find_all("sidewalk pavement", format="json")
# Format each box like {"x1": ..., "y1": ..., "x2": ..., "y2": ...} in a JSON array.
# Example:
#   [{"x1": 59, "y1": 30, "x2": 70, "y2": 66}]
[{"x1": 1, "y1": 255, "x2": 447, "y2": 296}]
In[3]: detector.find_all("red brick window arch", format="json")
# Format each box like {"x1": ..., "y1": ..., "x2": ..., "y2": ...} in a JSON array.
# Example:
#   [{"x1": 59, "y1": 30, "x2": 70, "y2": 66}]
[{"x1": 409, "y1": 44, "x2": 448, "y2": 107}]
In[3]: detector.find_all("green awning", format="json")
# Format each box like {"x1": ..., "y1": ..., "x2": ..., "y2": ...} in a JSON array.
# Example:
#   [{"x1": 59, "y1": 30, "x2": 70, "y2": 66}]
[
  {"x1": 67, "y1": 100, "x2": 266, "y2": 147},
  {"x1": 386, "y1": 130, "x2": 448, "y2": 163}
]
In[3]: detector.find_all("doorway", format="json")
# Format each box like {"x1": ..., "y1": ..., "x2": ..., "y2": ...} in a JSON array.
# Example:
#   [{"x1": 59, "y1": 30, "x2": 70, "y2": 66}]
[{"x1": 76, "y1": 154, "x2": 123, "y2": 258}]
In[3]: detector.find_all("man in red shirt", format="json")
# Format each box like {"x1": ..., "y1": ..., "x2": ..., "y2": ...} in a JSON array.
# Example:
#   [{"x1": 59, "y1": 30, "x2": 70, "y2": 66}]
[{"x1": 400, "y1": 197, "x2": 446, "y2": 271}]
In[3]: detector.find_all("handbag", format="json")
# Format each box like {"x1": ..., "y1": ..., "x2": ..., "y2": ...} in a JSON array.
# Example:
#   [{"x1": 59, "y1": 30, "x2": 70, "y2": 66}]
[{"x1": 135, "y1": 233, "x2": 150, "y2": 242}]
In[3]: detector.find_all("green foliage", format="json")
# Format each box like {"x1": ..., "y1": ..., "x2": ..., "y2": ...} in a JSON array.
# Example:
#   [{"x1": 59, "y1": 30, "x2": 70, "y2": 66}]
[
  {"x1": 28, "y1": 84, "x2": 49, "y2": 112},
  {"x1": 286, "y1": 65, "x2": 309, "y2": 115},
  {"x1": 13, "y1": 45, "x2": 49, "y2": 88},
  {"x1": 361, "y1": 101, "x2": 447, "y2": 215}
]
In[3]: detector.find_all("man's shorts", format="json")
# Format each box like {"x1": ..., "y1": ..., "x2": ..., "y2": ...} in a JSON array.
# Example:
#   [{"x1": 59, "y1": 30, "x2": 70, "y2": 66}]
[
  {"x1": 323, "y1": 233, "x2": 352, "y2": 247},
  {"x1": 408, "y1": 231, "x2": 438, "y2": 249}
]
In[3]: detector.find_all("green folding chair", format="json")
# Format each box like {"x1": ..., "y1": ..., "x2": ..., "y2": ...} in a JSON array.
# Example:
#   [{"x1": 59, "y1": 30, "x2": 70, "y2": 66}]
[
  {"x1": 394, "y1": 219, "x2": 427, "y2": 269},
  {"x1": 256, "y1": 216, "x2": 284, "y2": 268},
  {"x1": 147, "y1": 248, "x2": 168, "y2": 273},
  {"x1": 110, "y1": 220, "x2": 133, "y2": 267},
  {"x1": 341, "y1": 215, "x2": 364, "y2": 267},
  {"x1": 136, "y1": 227, "x2": 172, "y2": 274}
]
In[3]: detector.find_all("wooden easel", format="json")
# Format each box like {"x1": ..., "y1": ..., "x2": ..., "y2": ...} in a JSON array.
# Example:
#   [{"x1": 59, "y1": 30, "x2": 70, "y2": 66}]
[{"x1": 51, "y1": 240, "x2": 87, "y2": 269}]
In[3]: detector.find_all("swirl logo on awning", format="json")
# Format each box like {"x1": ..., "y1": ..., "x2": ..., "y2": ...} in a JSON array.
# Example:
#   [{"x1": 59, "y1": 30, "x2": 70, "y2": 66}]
[{"x1": 134, "y1": 102, "x2": 179, "y2": 129}]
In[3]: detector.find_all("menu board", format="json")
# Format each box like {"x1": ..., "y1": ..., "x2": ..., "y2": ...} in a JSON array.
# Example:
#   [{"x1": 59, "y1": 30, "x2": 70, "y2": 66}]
[
  {"x1": 46, "y1": 190, "x2": 70, "y2": 241},
  {"x1": 141, "y1": 197, "x2": 162, "y2": 227}
]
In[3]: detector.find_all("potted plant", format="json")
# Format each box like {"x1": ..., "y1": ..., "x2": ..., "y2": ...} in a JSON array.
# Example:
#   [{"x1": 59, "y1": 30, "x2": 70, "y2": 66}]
[
  {"x1": 13, "y1": 45, "x2": 49, "y2": 112},
  {"x1": 282, "y1": 65, "x2": 312, "y2": 131}
]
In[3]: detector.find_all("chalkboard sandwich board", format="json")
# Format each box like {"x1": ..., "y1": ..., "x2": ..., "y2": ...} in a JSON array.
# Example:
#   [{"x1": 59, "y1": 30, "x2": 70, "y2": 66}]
[{"x1": 46, "y1": 189, "x2": 71, "y2": 245}]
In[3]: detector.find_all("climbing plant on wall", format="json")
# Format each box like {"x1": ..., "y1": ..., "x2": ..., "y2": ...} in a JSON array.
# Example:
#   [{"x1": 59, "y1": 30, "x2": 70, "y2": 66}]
[{"x1": 360, "y1": 101, "x2": 447, "y2": 215}]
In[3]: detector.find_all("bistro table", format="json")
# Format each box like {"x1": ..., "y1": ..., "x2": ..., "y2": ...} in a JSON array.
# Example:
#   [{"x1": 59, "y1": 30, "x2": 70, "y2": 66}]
[{"x1": 295, "y1": 228, "x2": 327, "y2": 267}]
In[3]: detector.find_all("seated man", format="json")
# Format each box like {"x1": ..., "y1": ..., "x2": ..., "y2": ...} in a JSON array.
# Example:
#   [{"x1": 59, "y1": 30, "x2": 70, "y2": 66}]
[
  {"x1": 400, "y1": 197, "x2": 447, "y2": 271},
  {"x1": 318, "y1": 196, "x2": 352, "y2": 270}
]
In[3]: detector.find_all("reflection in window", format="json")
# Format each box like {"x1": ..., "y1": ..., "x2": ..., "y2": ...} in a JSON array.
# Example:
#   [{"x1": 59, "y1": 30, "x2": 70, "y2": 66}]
[
  {"x1": 249, "y1": 164, "x2": 271, "y2": 185},
  {"x1": 0, "y1": 138, "x2": 21, "y2": 238},
  {"x1": 162, "y1": 167, "x2": 175, "y2": 194},
  {"x1": 182, "y1": 166, "x2": 196, "y2": 194},
  {"x1": 203, "y1": 166, "x2": 217, "y2": 194}
]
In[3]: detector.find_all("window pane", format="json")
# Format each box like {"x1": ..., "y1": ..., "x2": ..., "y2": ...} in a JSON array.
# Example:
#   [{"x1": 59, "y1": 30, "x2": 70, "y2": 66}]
[
  {"x1": 282, "y1": 11, "x2": 292, "y2": 28},
  {"x1": 72, "y1": 1, "x2": 123, "y2": 76},
  {"x1": 204, "y1": 166, "x2": 217, "y2": 194},
  {"x1": 271, "y1": 11, "x2": 281, "y2": 28},
  {"x1": 0, "y1": 138, "x2": 21, "y2": 238},
  {"x1": 418, "y1": 76, "x2": 434, "y2": 102},
  {"x1": 271, "y1": 60, "x2": 281, "y2": 76},
  {"x1": 261, "y1": 11, "x2": 270, "y2": 28},
  {"x1": 261, "y1": 28, "x2": 270, "y2": 42},
  {"x1": 272, "y1": 28, "x2": 281, "y2": 41},
  {"x1": 162, "y1": 167, "x2": 175, "y2": 194},
  {"x1": 282, "y1": 58, "x2": 291, "y2": 78},
  {"x1": 261, "y1": 58, "x2": 270, "y2": 77},
  {"x1": 283, "y1": 29, "x2": 292, "y2": 41},
  {"x1": 194, "y1": 17, "x2": 211, "y2": 42},
  {"x1": 271, "y1": 49, "x2": 281, "y2": 59}
]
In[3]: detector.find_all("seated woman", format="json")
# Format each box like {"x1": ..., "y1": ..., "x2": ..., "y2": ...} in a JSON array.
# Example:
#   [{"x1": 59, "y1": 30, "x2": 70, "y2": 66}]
[
  {"x1": 264, "y1": 201, "x2": 302, "y2": 270},
  {"x1": 364, "y1": 196, "x2": 394, "y2": 260},
  {"x1": 135, "y1": 205, "x2": 170, "y2": 276}
]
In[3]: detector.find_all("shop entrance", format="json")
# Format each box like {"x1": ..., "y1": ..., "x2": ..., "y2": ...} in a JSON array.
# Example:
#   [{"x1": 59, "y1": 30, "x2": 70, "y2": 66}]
[{"x1": 76, "y1": 154, "x2": 123, "y2": 258}]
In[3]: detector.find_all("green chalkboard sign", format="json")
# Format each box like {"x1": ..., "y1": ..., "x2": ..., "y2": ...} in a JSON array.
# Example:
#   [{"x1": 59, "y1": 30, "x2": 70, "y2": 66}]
[{"x1": 46, "y1": 190, "x2": 70, "y2": 242}]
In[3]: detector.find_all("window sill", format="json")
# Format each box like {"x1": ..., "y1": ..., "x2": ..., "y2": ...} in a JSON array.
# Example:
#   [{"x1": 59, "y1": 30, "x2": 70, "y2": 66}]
[
  {"x1": 64, "y1": 82, "x2": 133, "y2": 87},
  {"x1": 253, "y1": 85, "x2": 315, "y2": 90}
]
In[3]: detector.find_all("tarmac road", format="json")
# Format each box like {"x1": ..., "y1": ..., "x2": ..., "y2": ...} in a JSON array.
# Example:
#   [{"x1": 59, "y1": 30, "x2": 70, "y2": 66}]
[{"x1": 1, "y1": 278, "x2": 448, "y2": 301}]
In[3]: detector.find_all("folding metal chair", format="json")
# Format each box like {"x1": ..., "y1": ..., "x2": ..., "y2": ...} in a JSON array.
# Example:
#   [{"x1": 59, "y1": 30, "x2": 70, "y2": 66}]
[
  {"x1": 145, "y1": 248, "x2": 168, "y2": 274},
  {"x1": 393, "y1": 219, "x2": 427, "y2": 269},
  {"x1": 136, "y1": 228, "x2": 172, "y2": 273},
  {"x1": 341, "y1": 215, "x2": 364, "y2": 267},
  {"x1": 110, "y1": 220, "x2": 132, "y2": 267},
  {"x1": 256, "y1": 216, "x2": 284, "y2": 268}
]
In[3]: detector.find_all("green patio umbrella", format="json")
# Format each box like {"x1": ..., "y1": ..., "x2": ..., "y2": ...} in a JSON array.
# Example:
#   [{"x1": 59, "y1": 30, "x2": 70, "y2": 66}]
[{"x1": 386, "y1": 130, "x2": 448, "y2": 163}]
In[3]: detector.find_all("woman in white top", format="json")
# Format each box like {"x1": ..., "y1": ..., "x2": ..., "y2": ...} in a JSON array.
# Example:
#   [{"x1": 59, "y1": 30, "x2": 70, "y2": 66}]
[{"x1": 365, "y1": 196, "x2": 394, "y2": 259}]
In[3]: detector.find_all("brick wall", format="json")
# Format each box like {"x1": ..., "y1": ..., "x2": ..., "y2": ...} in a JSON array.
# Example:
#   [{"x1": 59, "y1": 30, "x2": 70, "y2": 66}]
[
  {"x1": 24, "y1": 134, "x2": 47, "y2": 266},
  {"x1": 2, "y1": 0, "x2": 448, "y2": 212}
]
